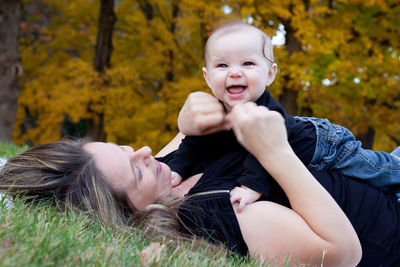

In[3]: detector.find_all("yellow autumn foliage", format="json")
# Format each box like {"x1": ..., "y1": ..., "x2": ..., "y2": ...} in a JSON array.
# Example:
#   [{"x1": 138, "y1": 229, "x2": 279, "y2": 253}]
[{"x1": 15, "y1": 0, "x2": 400, "y2": 153}]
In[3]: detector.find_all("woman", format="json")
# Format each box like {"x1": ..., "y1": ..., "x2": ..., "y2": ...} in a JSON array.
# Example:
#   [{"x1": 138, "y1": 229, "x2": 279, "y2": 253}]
[
  {"x1": 176, "y1": 93, "x2": 400, "y2": 266},
  {"x1": 0, "y1": 103, "x2": 398, "y2": 265}
]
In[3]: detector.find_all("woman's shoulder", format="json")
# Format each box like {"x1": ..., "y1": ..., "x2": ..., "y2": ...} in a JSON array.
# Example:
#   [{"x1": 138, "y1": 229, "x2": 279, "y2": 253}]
[{"x1": 178, "y1": 191, "x2": 248, "y2": 257}]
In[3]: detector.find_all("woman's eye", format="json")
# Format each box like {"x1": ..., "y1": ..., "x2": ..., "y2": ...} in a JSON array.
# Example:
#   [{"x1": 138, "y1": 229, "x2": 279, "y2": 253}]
[
  {"x1": 243, "y1": 61, "x2": 254, "y2": 66},
  {"x1": 134, "y1": 165, "x2": 142, "y2": 181},
  {"x1": 217, "y1": 63, "x2": 228, "y2": 68}
]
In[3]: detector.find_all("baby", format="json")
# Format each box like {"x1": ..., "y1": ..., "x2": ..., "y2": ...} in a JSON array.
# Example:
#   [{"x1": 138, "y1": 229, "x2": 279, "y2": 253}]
[{"x1": 167, "y1": 22, "x2": 400, "y2": 211}]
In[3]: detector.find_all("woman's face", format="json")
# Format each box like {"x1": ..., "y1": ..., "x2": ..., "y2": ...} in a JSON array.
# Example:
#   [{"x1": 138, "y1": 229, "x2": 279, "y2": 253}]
[{"x1": 84, "y1": 142, "x2": 172, "y2": 211}]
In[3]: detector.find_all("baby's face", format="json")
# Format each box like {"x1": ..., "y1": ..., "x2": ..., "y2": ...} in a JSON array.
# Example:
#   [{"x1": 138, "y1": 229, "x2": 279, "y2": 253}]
[{"x1": 203, "y1": 30, "x2": 273, "y2": 112}]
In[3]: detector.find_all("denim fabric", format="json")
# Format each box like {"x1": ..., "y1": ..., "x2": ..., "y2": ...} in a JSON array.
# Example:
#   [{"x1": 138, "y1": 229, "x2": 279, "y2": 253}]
[
  {"x1": 295, "y1": 116, "x2": 400, "y2": 198},
  {"x1": 391, "y1": 146, "x2": 400, "y2": 158}
]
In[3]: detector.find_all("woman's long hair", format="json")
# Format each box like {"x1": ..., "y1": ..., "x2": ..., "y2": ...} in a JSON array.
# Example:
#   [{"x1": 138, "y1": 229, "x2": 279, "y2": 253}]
[
  {"x1": 0, "y1": 139, "x2": 228, "y2": 256},
  {"x1": 0, "y1": 140, "x2": 176, "y2": 228}
]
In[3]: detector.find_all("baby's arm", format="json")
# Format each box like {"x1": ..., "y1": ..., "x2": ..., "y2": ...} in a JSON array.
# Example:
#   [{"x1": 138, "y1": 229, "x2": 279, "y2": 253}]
[
  {"x1": 232, "y1": 155, "x2": 274, "y2": 213},
  {"x1": 230, "y1": 185, "x2": 261, "y2": 212},
  {"x1": 166, "y1": 135, "x2": 209, "y2": 182}
]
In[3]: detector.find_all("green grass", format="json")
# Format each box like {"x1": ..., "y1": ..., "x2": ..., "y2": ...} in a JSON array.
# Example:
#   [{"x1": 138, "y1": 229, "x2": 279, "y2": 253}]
[
  {"x1": 0, "y1": 143, "x2": 263, "y2": 267},
  {"x1": 0, "y1": 142, "x2": 28, "y2": 158},
  {"x1": 0, "y1": 198, "x2": 249, "y2": 267},
  {"x1": 1, "y1": 143, "x2": 308, "y2": 266}
]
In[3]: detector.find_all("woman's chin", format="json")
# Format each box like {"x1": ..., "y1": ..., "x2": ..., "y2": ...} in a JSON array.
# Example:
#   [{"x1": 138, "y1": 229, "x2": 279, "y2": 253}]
[{"x1": 161, "y1": 164, "x2": 173, "y2": 194}]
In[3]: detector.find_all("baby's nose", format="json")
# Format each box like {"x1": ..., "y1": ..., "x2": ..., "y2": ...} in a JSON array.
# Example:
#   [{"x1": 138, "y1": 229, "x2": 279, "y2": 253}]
[{"x1": 229, "y1": 67, "x2": 243, "y2": 77}]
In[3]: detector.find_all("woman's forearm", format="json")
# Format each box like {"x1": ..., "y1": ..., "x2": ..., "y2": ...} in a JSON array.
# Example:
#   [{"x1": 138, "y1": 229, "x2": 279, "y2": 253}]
[
  {"x1": 230, "y1": 103, "x2": 361, "y2": 266},
  {"x1": 258, "y1": 146, "x2": 361, "y2": 265},
  {"x1": 155, "y1": 132, "x2": 184, "y2": 157}
]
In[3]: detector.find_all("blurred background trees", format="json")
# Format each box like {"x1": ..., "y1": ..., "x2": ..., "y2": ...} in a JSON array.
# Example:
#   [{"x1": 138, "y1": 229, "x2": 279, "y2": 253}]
[
  {"x1": 0, "y1": 0, "x2": 23, "y2": 142},
  {"x1": 3, "y1": 0, "x2": 400, "y2": 152}
]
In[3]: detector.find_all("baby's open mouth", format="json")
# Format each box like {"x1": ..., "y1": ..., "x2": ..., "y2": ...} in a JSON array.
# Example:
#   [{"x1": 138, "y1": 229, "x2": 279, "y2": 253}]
[{"x1": 227, "y1": 86, "x2": 246, "y2": 95}]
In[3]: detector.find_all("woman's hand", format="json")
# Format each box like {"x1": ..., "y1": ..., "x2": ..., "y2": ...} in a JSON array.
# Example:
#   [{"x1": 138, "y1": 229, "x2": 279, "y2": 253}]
[
  {"x1": 178, "y1": 92, "x2": 231, "y2": 135},
  {"x1": 229, "y1": 103, "x2": 361, "y2": 266},
  {"x1": 229, "y1": 102, "x2": 289, "y2": 160}
]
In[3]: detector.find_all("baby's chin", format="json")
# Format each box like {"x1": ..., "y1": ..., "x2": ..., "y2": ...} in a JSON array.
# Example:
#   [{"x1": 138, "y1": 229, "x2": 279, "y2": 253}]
[{"x1": 223, "y1": 98, "x2": 251, "y2": 112}]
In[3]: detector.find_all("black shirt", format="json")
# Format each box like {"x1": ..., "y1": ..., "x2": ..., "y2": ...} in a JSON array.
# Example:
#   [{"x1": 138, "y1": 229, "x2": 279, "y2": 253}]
[
  {"x1": 158, "y1": 152, "x2": 400, "y2": 265},
  {"x1": 167, "y1": 90, "x2": 317, "y2": 198}
]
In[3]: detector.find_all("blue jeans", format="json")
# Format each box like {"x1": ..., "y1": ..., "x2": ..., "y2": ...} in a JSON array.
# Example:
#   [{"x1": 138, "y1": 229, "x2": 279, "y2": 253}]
[{"x1": 296, "y1": 117, "x2": 400, "y2": 198}]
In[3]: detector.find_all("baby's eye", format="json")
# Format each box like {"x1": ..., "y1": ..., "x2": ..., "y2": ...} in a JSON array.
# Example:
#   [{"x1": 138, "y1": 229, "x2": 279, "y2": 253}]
[
  {"x1": 216, "y1": 63, "x2": 228, "y2": 68},
  {"x1": 243, "y1": 61, "x2": 254, "y2": 66}
]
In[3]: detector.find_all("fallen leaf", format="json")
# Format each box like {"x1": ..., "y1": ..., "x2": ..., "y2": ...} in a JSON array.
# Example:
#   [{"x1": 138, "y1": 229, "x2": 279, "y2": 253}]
[{"x1": 140, "y1": 242, "x2": 166, "y2": 266}]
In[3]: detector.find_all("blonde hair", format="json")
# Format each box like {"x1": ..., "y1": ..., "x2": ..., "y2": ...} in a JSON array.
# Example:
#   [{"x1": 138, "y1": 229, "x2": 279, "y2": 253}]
[{"x1": 204, "y1": 21, "x2": 274, "y2": 67}]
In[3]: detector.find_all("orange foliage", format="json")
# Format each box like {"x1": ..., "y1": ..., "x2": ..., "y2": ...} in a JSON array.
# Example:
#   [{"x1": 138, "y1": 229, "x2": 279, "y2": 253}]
[{"x1": 15, "y1": 0, "x2": 400, "y2": 152}]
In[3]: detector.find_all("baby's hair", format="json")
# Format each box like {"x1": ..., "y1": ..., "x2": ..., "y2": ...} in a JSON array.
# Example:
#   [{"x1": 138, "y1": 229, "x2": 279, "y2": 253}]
[{"x1": 204, "y1": 21, "x2": 274, "y2": 67}]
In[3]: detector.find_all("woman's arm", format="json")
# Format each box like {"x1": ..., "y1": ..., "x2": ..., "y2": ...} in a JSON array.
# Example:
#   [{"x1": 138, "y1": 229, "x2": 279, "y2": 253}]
[
  {"x1": 230, "y1": 103, "x2": 361, "y2": 266},
  {"x1": 155, "y1": 132, "x2": 185, "y2": 157}
]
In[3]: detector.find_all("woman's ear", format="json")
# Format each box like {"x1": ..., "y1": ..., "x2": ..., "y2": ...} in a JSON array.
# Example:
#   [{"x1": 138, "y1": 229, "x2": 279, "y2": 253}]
[{"x1": 266, "y1": 63, "x2": 278, "y2": 86}]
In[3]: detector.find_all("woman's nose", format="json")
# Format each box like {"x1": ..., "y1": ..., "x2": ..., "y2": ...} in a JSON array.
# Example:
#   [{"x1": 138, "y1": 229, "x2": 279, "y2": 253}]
[
  {"x1": 120, "y1": 145, "x2": 134, "y2": 154},
  {"x1": 133, "y1": 146, "x2": 152, "y2": 165}
]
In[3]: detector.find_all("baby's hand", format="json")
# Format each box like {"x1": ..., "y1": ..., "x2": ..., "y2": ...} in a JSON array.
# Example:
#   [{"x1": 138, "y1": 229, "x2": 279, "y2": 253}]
[
  {"x1": 230, "y1": 185, "x2": 262, "y2": 213},
  {"x1": 171, "y1": 171, "x2": 183, "y2": 187},
  {"x1": 178, "y1": 91, "x2": 231, "y2": 135}
]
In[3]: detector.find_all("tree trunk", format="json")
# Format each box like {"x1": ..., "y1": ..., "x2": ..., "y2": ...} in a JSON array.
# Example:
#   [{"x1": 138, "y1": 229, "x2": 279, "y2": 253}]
[
  {"x1": 278, "y1": 85, "x2": 298, "y2": 115},
  {"x1": 278, "y1": 1, "x2": 309, "y2": 115},
  {"x1": 166, "y1": 3, "x2": 179, "y2": 82},
  {"x1": 0, "y1": 0, "x2": 23, "y2": 142},
  {"x1": 89, "y1": 0, "x2": 116, "y2": 141},
  {"x1": 278, "y1": 22, "x2": 302, "y2": 115},
  {"x1": 356, "y1": 127, "x2": 375, "y2": 149},
  {"x1": 87, "y1": 114, "x2": 106, "y2": 141},
  {"x1": 138, "y1": 0, "x2": 153, "y2": 22},
  {"x1": 94, "y1": 0, "x2": 116, "y2": 73}
]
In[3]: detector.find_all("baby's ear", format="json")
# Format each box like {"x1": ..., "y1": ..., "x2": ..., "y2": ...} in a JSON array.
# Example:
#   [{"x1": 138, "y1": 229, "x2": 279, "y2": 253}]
[
  {"x1": 202, "y1": 67, "x2": 210, "y2": 85},
  {"x1": 266, "y1": 63, "x2": 278, "y2": 86}
]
